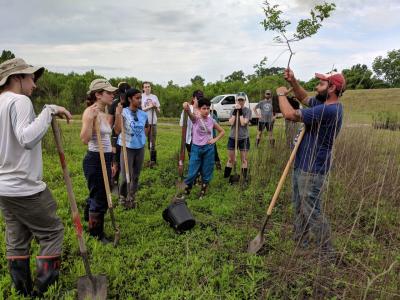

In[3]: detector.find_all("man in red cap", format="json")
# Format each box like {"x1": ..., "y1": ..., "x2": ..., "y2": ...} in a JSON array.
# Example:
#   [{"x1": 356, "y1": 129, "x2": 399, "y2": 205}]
[{"x1": 276, "y1": 69, "x2": 345, "y2": 258}]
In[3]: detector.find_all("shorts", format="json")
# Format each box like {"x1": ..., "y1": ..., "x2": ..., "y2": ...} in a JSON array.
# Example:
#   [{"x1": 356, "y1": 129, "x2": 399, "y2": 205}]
[
  {"x1": 258, "y1": 121, "x2": 274, "y2": 132},
  {"x1": 227, "y1": 137, "x2": 250, "y2": 151}
]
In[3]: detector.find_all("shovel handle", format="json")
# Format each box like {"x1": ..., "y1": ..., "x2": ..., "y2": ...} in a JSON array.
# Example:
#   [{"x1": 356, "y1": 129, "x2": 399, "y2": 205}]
[
  {"x1": 266, "y1": 127, "x2": 305, "y2": 216},
  {"x1": 234, "y1": 110, "x2": 239, "y2": 165},
  {"x1": 51, "y1": 118, "x2": 92, "y2": 277},
  {"x1": 95, "y1": 118, "x2": 120, "y2": 241},
  {"x1": 120, "y1": 115, "x2": 130, "y2": 184}
]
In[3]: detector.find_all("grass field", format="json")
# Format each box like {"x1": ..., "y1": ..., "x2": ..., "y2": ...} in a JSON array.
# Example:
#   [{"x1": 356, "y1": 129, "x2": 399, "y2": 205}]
[{"x1": 0, "y1": 89, "x2": 399, "y2": 299}]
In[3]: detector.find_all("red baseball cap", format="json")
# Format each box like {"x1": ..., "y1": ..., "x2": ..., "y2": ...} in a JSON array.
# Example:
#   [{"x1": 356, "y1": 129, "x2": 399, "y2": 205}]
[{"x1": 315, "y1": 71, "x2": 346, "y2": 92}]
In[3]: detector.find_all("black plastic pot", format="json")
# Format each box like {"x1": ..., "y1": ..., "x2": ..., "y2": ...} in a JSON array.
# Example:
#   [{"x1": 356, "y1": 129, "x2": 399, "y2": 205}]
[{"x1": 162, "y1": 199, "x2": 195, "y2": 233}]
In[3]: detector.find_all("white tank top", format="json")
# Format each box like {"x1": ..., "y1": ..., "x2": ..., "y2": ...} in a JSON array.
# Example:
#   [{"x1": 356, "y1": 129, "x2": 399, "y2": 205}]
[{"x1": 88, "y1": 116, "x2": 112, "y2": 153}]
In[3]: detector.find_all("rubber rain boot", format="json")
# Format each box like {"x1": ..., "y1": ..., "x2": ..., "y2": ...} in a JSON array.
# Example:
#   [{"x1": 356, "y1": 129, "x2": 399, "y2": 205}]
[
  {"x1": 7, "y1": 256, "x2": 32, "y2": 296},
  {"x1": 89, "y1": 212, "x2": 111, "y2": 244},
  {"x1": 32, "y1": 256, "x2": 61, "y2": 297},
  {"x1": 224, "y1": 166, "x2": 232, "y2": 178}
]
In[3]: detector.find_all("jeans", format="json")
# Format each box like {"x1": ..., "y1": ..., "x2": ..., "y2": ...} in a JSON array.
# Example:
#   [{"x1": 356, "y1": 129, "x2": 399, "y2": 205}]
[
  {"x1": 184, "y1": 144, "x2": 215, "y2": 186},
  {"x1": 292, "y1": 168, "x2": 332, "y2": 250},
  {"x1": 83, "y1": 151, "x2": 112, "y2": 213},
  {"x1": 119, "y1": 147, "x2": 145, "y2": 197}
]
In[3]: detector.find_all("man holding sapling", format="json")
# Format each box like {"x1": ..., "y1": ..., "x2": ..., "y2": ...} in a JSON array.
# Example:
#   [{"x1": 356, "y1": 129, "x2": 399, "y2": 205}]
[{"x1": 277, "y1": 68, "x2": 345, "y2": 257}]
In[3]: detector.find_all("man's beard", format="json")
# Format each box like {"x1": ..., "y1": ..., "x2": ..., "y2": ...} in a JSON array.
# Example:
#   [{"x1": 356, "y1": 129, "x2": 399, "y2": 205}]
[{"x1": 315, "y1": 89, "x2": 329, "y2": 102}]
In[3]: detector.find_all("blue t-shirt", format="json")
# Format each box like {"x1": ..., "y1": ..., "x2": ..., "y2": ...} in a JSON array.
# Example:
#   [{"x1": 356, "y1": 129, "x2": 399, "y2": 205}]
[
  {"x1": 295, "y1": 97, "x2": 343, "y2": 175},
  {"x1": 117, "y1": 108, "x2": 148, "y2": 149}
]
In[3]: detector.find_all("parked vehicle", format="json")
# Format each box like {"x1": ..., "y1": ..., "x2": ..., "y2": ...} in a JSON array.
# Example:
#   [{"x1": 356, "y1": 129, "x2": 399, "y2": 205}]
[{"x1": 210, "y1": 94, "x2": 258, "y2": 124}]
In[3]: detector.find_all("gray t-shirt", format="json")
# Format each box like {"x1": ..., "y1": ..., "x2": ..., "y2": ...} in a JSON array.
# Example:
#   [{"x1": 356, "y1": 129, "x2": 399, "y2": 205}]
[
  {"x1": 255, "y1": 99, "x2": 274, "y2": 122},
  {"x1": 229, "y1": 107, "x2": 252, "y2": 140}
]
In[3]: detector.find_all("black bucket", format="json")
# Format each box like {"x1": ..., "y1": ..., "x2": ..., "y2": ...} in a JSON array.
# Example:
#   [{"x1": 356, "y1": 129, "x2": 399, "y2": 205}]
[{"x1": 162, "y1": 199, "x2": 196, "y2": 233}]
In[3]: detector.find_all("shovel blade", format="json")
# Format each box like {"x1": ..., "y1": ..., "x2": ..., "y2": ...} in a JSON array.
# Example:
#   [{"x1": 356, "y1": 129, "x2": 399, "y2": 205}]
[
  {"x1": 77, "y1": 275, "x2": 107, "y2": 300},
  {"x1": 176, "y1": 179, "x2": 186, "y2": 191},
  {"x1": 247, "y1": 232, "x2": 264, "y2": 254}
]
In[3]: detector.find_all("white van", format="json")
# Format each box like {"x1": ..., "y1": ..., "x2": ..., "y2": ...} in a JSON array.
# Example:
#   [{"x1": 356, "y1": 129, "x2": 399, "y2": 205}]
[{"x1": 210, "y1": 94, "x2": 257, "y2": 123}]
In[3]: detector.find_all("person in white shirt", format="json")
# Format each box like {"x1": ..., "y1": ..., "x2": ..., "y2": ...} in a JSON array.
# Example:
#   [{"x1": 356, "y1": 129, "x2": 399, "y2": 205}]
[
  {"x1": 0, "y1": 58, "x2": 71, "y2": 297},
  {"x1": 141, "y1": 81, "x2": 160, "y2": 166}
]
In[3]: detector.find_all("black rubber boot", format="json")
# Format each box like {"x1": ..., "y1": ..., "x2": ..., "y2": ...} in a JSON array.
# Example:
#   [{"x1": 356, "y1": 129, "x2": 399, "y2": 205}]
[
  {"x1": 224, "y1": 166, "x2": 232, "y2": 178},
  {"x1": 256, "y1": 138, "x2": 260, "y2": 147},
  {"x1": 7, "y1": 257, "x2": 32, "y2": 296},
  {"x1": 150, "y1": 150, "x2": 157, "y2": 165},
  {"x1": 32, "y1": 256, "x2": 61, "y2": 297},
  {"x1": 83, "y1": 201, "x2": 89, "y2": 222},
  {"x1": 89, "y1": 212, "x2": 111, "y2": 244},
  {"x1": 241, "y1": 168, "x2": 249, "y2": 184}
]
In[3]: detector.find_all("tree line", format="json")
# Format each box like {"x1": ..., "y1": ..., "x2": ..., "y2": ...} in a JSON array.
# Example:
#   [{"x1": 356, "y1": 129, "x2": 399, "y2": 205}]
[{"x1": 1, "y1": 49, "x2": 399, "y2": 116}]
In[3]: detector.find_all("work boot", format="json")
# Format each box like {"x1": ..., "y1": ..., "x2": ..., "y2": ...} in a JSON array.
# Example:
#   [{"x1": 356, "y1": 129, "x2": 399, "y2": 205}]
[
  {"x1": 7, "y1": 257, "x2": 32, "y2": 296},
  {"x1": 88, "y1": 212, "x2": 111, "y2": 244},
  {"x1": 32, "y1": 256, "x2": 61, "y2": 297},
  {"x1": 124, "y1": 192, "x2": 137, "y2": 209},
  {"x1": 199, "y1": 183, "x2": 208, "y2": 198},
  {"x1": 224, "y1": 166, "x2": 232, "y2": 178},
  {"x1": 215, "y1": 160, "x2": 222, "y2": 170}
]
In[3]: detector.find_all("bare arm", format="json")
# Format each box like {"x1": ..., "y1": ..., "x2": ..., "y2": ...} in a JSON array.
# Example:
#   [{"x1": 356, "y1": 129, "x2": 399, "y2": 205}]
[
  {"x1": 80, "y1": 110, "x2": 95, "y2": 145},
  {"x1": 240, "y1": 115, "x2": 249, "y2": 126},
  {"x1": 228, "y1": 114, "x2": 236, "y2": 125},
  {"x1": 285, "y1": 68, "x2": 310, "y2": 106},
  {"x1": 276, "y1": 87, "x2": 302, "y2": 122},
  {"x1": 208, "y1": 122, "x2": 225, "y2": 144}
]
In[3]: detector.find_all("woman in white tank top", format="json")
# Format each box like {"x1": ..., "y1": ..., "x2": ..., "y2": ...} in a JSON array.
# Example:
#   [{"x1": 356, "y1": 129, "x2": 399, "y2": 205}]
[{"x1": 80, "y1": 79, "x2": 117, "y2": 243}]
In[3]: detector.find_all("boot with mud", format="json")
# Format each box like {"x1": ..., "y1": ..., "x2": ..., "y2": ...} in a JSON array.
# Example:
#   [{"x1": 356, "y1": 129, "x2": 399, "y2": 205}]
[
  {"x1": 7, "y1": 257, "x2": 32, "y2": 297},
  {"x1": 88, "y1": 212, "x2": 111, "y2": 244},
  {"x1": 124, "y1": 192, "x2": 137, "y2": 209}
]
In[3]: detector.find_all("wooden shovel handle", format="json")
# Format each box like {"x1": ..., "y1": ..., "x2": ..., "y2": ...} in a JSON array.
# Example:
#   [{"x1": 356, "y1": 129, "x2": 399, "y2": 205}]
[
  {"x1": 266, "y1": 127, "x2": 305, "y2": 215},
  {"x1": 95, "y1": 118, "x2": 114, "y2": 209},
  {"x1": 120, "y1": 115, "x2": 130, "y2": 184},
  {"x1": 234, "y1": 110, "x2": 239, "y2": 160},
  {"x1": 51, "y1": 118, "x2": 92, "y2": 275}
]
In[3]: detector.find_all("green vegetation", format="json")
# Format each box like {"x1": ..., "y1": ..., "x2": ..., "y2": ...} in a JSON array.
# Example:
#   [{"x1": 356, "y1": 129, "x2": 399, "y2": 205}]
[{"x1": 1, "y1": 90, "x2": 400, "y2": 299}]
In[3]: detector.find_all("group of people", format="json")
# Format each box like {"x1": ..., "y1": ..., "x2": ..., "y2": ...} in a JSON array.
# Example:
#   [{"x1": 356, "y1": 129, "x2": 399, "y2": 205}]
[{"x1": 0, "y1": 56, "x2": 345, "y2": 296}]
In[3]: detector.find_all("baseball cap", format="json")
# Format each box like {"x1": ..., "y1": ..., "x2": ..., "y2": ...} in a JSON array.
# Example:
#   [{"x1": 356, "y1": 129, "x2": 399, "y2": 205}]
[
  {"x1": 315, "y1": 71, "x2": 346, "y2": 92},
  {"x1": 192, "y1": 90, "x2": 204, "y2": 99},
  {"x1": 236, "y1": 92, "x2": 246, "y2": 101},
  {"x1": 87, "y1": 79, "x2": 118, "y2": 95}
]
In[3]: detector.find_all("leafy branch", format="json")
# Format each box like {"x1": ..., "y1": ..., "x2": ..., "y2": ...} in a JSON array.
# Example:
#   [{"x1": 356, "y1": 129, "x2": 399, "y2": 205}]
[{"x1": 261, "y1": 1, "x2": 336, "y2": 68}]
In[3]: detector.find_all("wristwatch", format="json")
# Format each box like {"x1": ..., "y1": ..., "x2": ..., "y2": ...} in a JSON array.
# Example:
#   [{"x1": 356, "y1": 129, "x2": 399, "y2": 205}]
[{"x1": 277, "y1": 93, "x2": 286, "y2": 96}]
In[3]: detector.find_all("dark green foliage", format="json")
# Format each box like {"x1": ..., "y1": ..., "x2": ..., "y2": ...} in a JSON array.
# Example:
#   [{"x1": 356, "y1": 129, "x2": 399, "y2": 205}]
[
  {"x1": 372, "y1": 49, "x2": 400, "y2": 87},
  {"x1": 0, "y1": 50, "x2": 15, "y2": 64}
]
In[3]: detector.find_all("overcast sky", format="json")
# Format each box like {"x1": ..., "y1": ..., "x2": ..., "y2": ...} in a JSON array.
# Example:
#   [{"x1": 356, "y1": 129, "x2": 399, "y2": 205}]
[{"x1": 1, "y1": 0, "x2": 399, "y2": 86}]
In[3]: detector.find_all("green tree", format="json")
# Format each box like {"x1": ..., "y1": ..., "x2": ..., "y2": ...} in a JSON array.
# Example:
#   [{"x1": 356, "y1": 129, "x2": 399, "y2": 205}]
[
  {"x1": 190, "y1": 75, "x2": 205, "y2": 86},
  {"x1": 372, "y1": 49, "x2": 400, "y2": 87},
  {"x1": 225, "y1": 70, "x2": 246, "y2": 82},
  {"x1": 0, "y1": 50, "x2": 15, "y2": 63},
  {"x1": 342, "y1": 64, "x2": 374, "y2": 89},
  {"x1": 261, "y1": 1, "x2": 336, "y2": 67}
]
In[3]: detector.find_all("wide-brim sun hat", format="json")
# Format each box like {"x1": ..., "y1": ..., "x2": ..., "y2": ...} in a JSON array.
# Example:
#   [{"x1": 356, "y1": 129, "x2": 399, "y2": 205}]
[
  {"x1": 87, "y1": 78, "x2": 118, "y2": 95},
  {"x1": 0, "y1": 58, "x2": 44, "y2": 87}
]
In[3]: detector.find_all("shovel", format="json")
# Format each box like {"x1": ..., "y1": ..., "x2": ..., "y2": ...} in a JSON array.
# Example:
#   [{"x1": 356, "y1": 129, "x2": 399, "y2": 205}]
[
  {"x1": 51, "y1": 118, "x2": 107, "y2": 300},
  {"x1": 95, "y1": 118, "x2": 121, "y2": 247},
  {"x1": 248, "y1": 127, "x2": 305, "y2": 254},
  {"x1": 177, "y1": 110, "x2": 188, "y2": 190},
  {"x1": 229, "y1": 109, "x2": 240, "y2": 184},
  {"x1": 120, "y1": 115, "x2": 131, "y2": 202}
]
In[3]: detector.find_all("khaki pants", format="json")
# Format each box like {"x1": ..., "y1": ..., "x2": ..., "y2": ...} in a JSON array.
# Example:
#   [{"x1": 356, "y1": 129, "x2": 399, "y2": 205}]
[{"x1": 0, "y1": 188, "x2": 64, "y2": 257}]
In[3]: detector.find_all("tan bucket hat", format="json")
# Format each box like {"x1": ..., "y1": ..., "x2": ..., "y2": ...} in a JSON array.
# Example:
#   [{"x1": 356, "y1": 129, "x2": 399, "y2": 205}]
[
  {"x1": 0, "y1": 58, "x2": 44, "y2": 87},
  {"x1": 87, "y1": 79, "x2": 118, "y2": 95}
]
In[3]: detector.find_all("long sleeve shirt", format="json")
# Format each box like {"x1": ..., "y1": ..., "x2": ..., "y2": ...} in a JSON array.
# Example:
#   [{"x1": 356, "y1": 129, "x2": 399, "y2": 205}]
[{"x1": 0, "y1": 91, "x2": 58, "y2": 196}]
